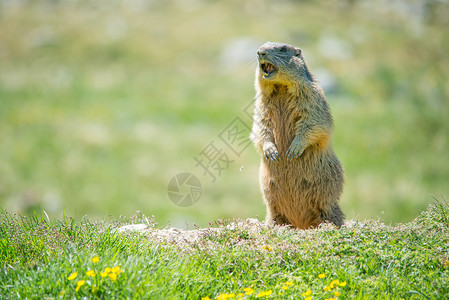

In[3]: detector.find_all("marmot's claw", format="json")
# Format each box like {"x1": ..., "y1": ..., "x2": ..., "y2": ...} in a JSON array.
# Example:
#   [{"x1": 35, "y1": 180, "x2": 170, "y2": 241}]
[
  {"x1": 287, "y1": 142, "x2": 305, "y2": 159},
  {"x1": 287, "y1": 150, "x2": 300, "y2": 159},
  {"x1": 264, "y1": 149, "x2": 279, "y2": 163}
]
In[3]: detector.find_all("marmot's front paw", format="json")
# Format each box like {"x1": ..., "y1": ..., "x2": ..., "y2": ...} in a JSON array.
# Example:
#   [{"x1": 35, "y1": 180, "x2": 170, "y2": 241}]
[
  {"x1": 263, "y1": 143, "x2": 279, "y2": 163},
  {"x1": 287, "y1": 137, "x2": 306, "y2": 159}
]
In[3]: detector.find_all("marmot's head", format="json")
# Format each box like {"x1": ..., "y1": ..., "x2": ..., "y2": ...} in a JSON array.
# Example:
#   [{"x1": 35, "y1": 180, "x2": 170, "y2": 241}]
[{"x1": 256, "y1": 42, "x2": 314, "y2": 90}]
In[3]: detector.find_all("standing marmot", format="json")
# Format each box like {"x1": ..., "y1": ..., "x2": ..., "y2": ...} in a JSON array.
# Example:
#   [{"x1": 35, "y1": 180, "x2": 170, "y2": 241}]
[{"x1": 250, "y1": 42, "x2": 344, "y2": 229}]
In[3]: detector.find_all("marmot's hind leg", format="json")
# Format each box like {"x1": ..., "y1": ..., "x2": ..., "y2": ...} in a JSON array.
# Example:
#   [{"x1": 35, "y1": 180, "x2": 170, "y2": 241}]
[
  {"x1": 321, "y1": 205, "x2": 344, "y2": 228},
  {"x1": 266, "y1": 210, "x2": 290, "y2": 227}
]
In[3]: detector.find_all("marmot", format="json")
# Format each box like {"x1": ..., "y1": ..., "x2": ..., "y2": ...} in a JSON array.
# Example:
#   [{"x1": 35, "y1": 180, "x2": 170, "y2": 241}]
[{"x1": 250, "y1": 42, "x2": 344, "y2": 229}]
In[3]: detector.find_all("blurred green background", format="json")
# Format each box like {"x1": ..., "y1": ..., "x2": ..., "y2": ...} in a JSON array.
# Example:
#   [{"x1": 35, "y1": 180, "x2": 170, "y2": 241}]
[{"x1": 1, "y1": 0, "x2": 448, "y2": 227}]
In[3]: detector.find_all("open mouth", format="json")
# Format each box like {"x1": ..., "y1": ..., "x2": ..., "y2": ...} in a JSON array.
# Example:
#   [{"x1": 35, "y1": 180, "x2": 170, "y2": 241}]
[{"x1": 260, "y1": 62, "x2": 276, "y2": 78}]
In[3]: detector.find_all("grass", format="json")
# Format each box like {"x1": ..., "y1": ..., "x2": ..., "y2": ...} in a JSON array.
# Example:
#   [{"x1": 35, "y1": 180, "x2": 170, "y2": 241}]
[
  {"x1": 1, "y1": 1, "x2": 449, "y2": 225},
  {"x1": 1, "y1": 200, "x2": 449, "y2": 299},
  {"x1": 1, "y1": 1, "x2": 448, "y2": 297}
]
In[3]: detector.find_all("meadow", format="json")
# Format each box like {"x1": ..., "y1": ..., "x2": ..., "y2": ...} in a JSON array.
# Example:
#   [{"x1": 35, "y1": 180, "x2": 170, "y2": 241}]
[
  {"x1": 1, "y1": 201, "x2": 448, "y2": 298},
  {"x1": 1, "y1": 0, "x2": 448, "y2": 227}
]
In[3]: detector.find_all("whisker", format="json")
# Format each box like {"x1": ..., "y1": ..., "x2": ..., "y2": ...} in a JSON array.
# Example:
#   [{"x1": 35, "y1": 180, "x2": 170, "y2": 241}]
[
  {"x1": 272, "y1": 55, "x2": 286, "y2": 68},
  {"x1": 245, "y1": 56, "x2": 259, "y2": 68}
]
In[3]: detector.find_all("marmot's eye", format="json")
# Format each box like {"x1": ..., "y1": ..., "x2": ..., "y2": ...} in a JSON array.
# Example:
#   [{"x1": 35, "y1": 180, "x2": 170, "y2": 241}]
[{"x1": 280, "y1": 46, "x2": 287, "y2": 52}]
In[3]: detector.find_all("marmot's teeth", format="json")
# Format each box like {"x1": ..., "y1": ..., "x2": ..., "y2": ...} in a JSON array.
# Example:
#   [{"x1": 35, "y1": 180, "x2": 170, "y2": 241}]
[{"x1": 261, "y1": 62, "x2": 275, "y2": 75}]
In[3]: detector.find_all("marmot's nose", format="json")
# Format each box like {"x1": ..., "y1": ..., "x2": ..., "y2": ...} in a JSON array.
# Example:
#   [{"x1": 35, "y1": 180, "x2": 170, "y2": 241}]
[{"x1": 257, "y1": 50, "x2": 267, "y2": 58}]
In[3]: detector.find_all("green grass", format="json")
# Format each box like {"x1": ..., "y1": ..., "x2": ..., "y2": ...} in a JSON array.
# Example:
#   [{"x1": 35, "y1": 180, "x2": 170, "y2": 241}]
[
  {"x1": 1, "y1": 1, "x2": 449, "y2": 226},
  {"x1": 1, "y1": 201, "x2": 449, "y2": 299},
  {"x1": 1, "y1": 1, "x2": 448, "y2": 298}
]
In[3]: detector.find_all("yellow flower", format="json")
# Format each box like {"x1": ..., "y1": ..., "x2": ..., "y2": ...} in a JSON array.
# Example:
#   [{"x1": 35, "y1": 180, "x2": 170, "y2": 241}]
[
  {"x1": 324, "y1": 298, "x2": 337, "y2": 300},
  {"x1": 108, "y1": 273, "x2": 117, "y2": 281},
  {"x1": 334, "y1": 291, "x2": 341, "y2": 297},
  {"x1": 105, "y1": 267, "x2": 111, "y2": 274},
  {"x1": 75, "y1": 280, "x2": 85, "y2": 292},
  {"x1": 282, "y1": 285, "x2": 288, "y2": 290},
  {"x1": 339, "y1": 281, "x2": 347, "y2": 287},
  {"x1": 323, "y1": 285, "x2": 331, "y2": 292},
  {"x1": 86, "y1": 270, "x2": 95, "y2": 277},
  {"x1": 243, "y1": 287, "x2": 254, "y2": 295},
  {"x1": 330, "y1": 279, "x2": 339, "y2": 288},
  {"x1": 305, "y1": 297, "x2": 312, "y2": 300},
  {"x1": 111, "y1": 266, "x2": 120, "y2": 272},
  {"x1": 201, "y1": 297, "x2": 211, "y2": 300},
  {"x1": 301, "y1": 290, "x2": 312, "y2": 297},
  {"x1": 237, "y1": 293, "x2": 244, "y2": 299},
  {"x1": 262, "y1": 245, "x2": 273, "y2": 252},
  {"x1": 76, "y1": 280, "x2": 85, "y2": 286},
  {"x1": 256, "y1": 290, "x2": 272, "y2": 297},
  {"x1": 92, "y1": 256, "x2": 100, "y2": 263},
  {"x1": 100, "y1": 272, "x2": 108, "y2": 277},
  {"x1": 67, "y1": 272, "x2": 77, "y2": 280},
  {"x1": 285, "y1": 281, "x2": 293, "y2": 286},
  {"x1": 217, "y1": 293, "x2": 235, "y2": 300},
  {"x1": 318, "y1": 273, "x2": 326, "y2": 279},
  {"x1": 444, "y1": 260, "x2": 449, "y2": 267}
]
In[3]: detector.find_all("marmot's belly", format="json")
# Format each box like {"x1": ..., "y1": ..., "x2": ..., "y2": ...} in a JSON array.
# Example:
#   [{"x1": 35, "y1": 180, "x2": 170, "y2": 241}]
[
  {"x1": 260, "y1": 150, "x2": 341, "y2": 217},
  {"x1": 262, "y1": 157, "x2": 313, "y2": 200}
]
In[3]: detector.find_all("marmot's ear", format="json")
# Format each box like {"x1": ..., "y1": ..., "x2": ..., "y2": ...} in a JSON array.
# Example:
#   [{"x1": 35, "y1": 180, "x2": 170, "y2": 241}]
[{"x1": 295, "y1": 48, "x2": 302, "y2": 57}]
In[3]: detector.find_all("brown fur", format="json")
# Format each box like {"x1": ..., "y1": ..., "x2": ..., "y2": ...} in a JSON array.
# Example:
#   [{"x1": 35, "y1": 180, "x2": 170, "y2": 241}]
[{"x1": 250, "y1": 42, "x2": 344, "y2": 229}]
